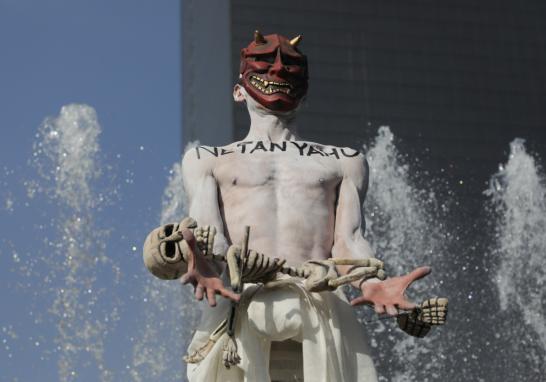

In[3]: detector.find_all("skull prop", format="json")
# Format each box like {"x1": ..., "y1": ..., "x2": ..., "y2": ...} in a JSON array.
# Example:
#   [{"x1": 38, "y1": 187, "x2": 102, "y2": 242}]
[
  {"x1": 240, "y1": 30, "x2": 308, "y2": 112},
  {"x1": 142, "y1": 217, "x2": 197, "y2": 280}
]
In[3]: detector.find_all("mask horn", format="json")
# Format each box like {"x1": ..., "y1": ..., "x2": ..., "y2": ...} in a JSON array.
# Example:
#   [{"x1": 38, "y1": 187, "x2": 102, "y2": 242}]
[
  {"x1": 254, "y1": 30, "x2": 267, "y2": 45},
  {"x1": 289, "y1": 35, "x2": 302, "y2": 47}
]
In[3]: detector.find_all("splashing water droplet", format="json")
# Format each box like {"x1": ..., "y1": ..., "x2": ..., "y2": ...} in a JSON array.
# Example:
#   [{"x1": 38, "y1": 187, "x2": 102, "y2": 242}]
[
  {"x1": 359, "y1": 126, "x2": 450, "y2": 381},
  {"x1": 486, "y1": 138, "x2": 546, "y2": 375},
  {"x1": 31, "y1": 104, "x2": 117, "y2": 381},
  {"x1": 130, "y1": 141, "x2": 201, "y2": 382}
]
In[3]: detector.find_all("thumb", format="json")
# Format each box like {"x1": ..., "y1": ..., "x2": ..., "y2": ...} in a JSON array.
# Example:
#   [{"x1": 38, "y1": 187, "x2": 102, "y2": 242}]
[
  {"x1": 396, "y1": 299, "x2": 417, "y2": 311},
  {"x1": 179, "y1": 228, "x2": 196, "y2": 246},
  {"x1": 350, "y1": 295, "x2": 371, "y2": 306},
  {"x1": 403, "y1": 266, "x2": 431, "y2": 286},
  {"x1": 180, "y1": 271, "x2": 194, "y2": 286}
]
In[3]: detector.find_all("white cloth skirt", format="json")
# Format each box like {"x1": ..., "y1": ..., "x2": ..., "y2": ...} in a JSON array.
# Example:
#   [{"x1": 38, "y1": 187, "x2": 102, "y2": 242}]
[{"x1": 186, "y1": 282, "x2": 378, "y2": 382}]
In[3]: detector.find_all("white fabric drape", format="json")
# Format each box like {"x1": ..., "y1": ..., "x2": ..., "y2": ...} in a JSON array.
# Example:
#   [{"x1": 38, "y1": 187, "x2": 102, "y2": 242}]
[{"x1": 186, "y1": 281, "x2": 378, "y2": 382}]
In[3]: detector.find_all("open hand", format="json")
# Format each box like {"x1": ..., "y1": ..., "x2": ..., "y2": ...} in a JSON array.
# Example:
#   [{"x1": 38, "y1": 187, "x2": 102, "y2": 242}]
[
  {"x1": 179, "y1": 228, "x2": 240, "y2": 307},
  {"x1": 350, "y1": 266, "x2": 431, "y2": 316}
]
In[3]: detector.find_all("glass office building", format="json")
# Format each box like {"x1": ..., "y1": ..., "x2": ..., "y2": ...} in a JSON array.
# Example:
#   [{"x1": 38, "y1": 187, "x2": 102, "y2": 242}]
[{"x1": 182, "y1": 1, "x2": 546, "y2": 380}]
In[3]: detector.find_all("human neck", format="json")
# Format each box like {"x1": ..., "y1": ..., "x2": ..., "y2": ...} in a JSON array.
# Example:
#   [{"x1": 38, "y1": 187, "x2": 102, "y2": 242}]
[{"x1": 243, "y1": 101, "x2": 299, "y2": 142}]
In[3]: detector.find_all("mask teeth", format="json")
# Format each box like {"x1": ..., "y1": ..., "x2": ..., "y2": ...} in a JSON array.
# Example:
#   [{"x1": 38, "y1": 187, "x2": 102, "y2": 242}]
[{"x1": 249, "y1": 75, "x2": 294, "y2": 95}]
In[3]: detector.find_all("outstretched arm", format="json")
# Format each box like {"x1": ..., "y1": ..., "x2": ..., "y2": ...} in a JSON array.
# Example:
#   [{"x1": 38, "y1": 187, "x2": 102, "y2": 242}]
[{"x1": 332, "y1": 153, "x2": 431, "y2": 316}]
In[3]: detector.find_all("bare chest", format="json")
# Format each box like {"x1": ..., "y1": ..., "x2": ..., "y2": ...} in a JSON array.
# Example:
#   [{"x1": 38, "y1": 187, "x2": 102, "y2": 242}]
[
  {"x1": 194, "y1": 140, "x2": 358, "y2": 191},
  {"x1": 192, "y1": 141, "x2": 361, "y2": 259}
]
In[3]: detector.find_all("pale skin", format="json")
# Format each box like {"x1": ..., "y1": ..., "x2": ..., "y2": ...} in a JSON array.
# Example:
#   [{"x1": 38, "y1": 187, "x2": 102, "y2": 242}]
[{"x1": 180, "y1": 85, "x2": 431, "y2": 315}]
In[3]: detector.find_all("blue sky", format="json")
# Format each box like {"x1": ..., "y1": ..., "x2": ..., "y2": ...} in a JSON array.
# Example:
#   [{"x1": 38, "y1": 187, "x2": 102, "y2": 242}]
[{"x1": 0, "y1": 1, "x2": 183, "y2": 380}]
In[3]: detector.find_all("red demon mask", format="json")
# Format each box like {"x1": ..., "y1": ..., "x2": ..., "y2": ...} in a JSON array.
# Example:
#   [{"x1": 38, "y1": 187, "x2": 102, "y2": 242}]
[{"x1": 239, "y1": 31, "x2": 308, "y2": 112}]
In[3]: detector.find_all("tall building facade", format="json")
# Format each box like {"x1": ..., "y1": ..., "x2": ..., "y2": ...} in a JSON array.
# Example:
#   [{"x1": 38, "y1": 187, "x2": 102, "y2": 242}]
[
  {"x1": 182, "y1": 0, "x2": 546, "y2": 176},
  {"x1": 181, "y1": 1, "x2": 546, "y2": 381}
]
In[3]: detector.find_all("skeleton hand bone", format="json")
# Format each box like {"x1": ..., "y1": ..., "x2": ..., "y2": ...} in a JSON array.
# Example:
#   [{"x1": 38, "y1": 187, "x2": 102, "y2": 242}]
[
  {"x1": 397, "y1": 297, "x2": 448, "y2": 337},
  {"x1": 418, "y1": 297, "x2": 448, "y2": 325},
  {"x1": 193, "y1": 224, "x2": 216, "y2": 257}
]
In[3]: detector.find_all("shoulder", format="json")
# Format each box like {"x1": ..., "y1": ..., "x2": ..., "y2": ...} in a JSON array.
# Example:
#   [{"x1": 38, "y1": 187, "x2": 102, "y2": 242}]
[
  {"x1": 339, "y1": 148, "x2": 367, "y2": 172},
  {"x1": 182, "y1": 144, "x2": 218, "y2": 177},
  {"x1": 336, "y1": 146, "x2": 368, "y2": 189},
  {"x1": 306, "y1": 140, "x2": 365, "y2": 168},
  {"x1": 182, "y1": 141, "x2": 243, "y2": 176},
  {"x1": 292, "y1": 140, "x2": 361, "y2": 159},
  {"x1": 297, "y1": 140, "x2": 367, "y2": 182}
]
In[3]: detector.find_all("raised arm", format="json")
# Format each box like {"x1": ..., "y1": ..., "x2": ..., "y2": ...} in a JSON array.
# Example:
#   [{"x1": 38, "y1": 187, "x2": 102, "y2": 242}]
[{"x1": 332, "y1": 152, "x2": 431, "y2": 316}]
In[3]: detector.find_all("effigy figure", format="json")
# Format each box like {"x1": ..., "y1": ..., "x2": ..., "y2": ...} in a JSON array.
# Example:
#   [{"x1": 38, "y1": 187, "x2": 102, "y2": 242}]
[{"x1": 143, "y1": 31, "x2": 447, "y2": 382}]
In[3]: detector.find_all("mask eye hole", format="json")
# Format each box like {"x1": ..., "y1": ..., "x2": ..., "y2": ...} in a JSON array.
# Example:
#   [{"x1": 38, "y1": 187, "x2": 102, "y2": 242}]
[
  {"x1": 250, "y1": 54, "x2": 276, "y2": 64},
  {"x1": 282, "y1": 55, "x2": 302, "y2": 66}
]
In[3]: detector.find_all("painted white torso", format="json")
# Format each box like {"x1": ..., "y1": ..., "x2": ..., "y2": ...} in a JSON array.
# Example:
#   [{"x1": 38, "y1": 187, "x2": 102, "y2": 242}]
[{"x1": 185, "y1": 139, "x2": 362, "y2": 266}]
